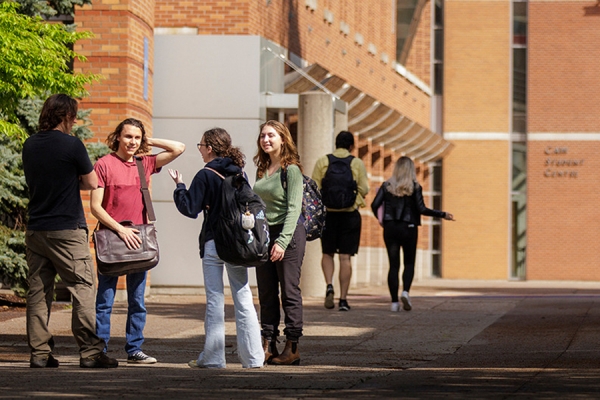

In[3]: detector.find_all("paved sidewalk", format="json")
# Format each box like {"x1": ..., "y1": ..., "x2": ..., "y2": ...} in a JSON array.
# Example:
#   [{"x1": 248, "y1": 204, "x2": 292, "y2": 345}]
[{"x1": 1, "y1": 280, "x2": 600, "y2": 399}]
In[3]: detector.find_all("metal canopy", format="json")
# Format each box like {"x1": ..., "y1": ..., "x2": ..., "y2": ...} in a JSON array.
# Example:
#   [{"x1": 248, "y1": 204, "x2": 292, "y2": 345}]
[{"x1": 284, "y1": 63, "x2": 453, "y2": 163}]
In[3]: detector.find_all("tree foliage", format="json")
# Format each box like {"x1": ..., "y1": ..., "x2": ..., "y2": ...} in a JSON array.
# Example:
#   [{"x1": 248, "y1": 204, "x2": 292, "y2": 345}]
[
  {"x1": 0, "y1": 1, "x2": 98, "y2": 140},
  {"x1": 0, "y1": 0, "x2": 108, "y2": 294},
  {"x1": 12, "y1": 0, "x2": 91, "y2": 19}
]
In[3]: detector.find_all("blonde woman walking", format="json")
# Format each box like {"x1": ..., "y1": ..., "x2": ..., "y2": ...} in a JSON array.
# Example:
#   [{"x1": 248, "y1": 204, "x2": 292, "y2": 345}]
[{"x1": 371, "y1": 157, "x2": 454, "y2": 312}]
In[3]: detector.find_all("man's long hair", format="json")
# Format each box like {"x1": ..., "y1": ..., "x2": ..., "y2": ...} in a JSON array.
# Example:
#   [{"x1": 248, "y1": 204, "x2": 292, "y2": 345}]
[
  {"x1": 106, "y1": 118, "x2": 150, "y2": 154},
  {"x1": 38, "y1": 94, "x2": 78, "y2": 132}
]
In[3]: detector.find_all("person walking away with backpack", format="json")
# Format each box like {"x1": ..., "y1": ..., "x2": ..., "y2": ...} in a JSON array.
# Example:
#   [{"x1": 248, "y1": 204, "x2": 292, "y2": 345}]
[
  {"x1": 311, "y1": 131, "x2": 369, "y2": 311},
  {"x1": 370, "y1": 156, "x2": 454, "y2": 312},
  {"x1": 168, "y1": 128, "x2": 264, "y2": 369},
  {"x1": 91, "y1": 118, "x2": 185, "y2": 364},
  {"x1": 253, "y1": 120, "x2": 306, "y2": 366}
]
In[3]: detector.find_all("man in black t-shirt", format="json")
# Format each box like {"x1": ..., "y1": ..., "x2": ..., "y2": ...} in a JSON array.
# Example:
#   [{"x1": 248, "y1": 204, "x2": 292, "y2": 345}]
[{"x1": 22, "y1": 94, "x2": 117, "y2": 369}]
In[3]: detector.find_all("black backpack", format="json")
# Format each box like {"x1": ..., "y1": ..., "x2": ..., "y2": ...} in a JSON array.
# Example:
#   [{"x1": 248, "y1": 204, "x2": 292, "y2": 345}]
[
  {"x1": 207, "y1": 168, "x2": 270, "y2": 267},
  {"x1": 280, "y1": 168, "x2": 326, "y2": 241},
  {"x1": 320, "y1": 154, "x2": 357, "y2": 209}
]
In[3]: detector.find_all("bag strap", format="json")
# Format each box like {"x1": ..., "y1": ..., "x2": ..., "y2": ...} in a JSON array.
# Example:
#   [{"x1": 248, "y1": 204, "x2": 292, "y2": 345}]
[
  {"x1": 279, "y1": 167, "x2": 288, "y2": 191},
  {"x1": 135, "y1": 157, "x2": 156, "y2": 222},
  {"x1": 205, "y1": 167, "x2": 225, "y2": 180}
]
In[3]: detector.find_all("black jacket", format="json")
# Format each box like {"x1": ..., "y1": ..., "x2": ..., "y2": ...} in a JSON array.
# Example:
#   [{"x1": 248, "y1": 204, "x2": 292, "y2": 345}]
[
  {"x1": 371, "y1": 181, "x2": 446, "y2": 225},
  {"x1": 173, "y1": 157, "x2": 242, "y2": 257}
]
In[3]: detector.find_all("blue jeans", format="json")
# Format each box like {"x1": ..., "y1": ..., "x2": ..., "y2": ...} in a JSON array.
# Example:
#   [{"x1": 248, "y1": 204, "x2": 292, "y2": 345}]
[
  {"x1": 196, "y1": 240, "x2": 264, "y2": 368},
  {"x1": 96, "y1": 271, "x2": 147, "y2": 355}
]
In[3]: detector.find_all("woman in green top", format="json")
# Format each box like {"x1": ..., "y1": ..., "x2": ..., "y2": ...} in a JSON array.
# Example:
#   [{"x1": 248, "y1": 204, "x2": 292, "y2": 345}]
[{"x1": 253, "y1": 120, "x2": 306, "y2": 366}]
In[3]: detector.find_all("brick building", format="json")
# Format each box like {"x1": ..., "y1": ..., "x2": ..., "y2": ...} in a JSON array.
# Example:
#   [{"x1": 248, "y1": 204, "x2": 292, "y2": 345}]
[
  {"x1": 73, "y1": 0, "x2": 600, "y2": 291},
  {"x1": 442, "y1": 0, "x2": 600, "y2": 281}
]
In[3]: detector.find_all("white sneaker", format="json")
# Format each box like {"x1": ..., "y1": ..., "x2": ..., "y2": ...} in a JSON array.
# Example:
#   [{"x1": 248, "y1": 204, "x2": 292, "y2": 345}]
[
  {"x1": 127, "y1": 351, "x2": 157, "y2": 364},
  {"x1": 401, "y1": 291, "x2": 412, "y2": 311},
  {"x1": 390, "y1": 302, "x2": 400, "y2": 312}
]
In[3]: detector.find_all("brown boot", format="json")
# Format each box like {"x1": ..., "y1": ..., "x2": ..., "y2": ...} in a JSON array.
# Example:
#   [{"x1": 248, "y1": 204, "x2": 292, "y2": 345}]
[
  {"x1": 263, "y1": 336, "x2": 279, "y2": 365},
  {"x1": 270, "y1": 339, "x2": 300, "y2": 366}
]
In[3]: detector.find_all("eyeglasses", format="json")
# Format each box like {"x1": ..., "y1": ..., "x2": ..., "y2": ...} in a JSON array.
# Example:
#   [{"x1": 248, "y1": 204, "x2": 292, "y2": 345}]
[{"x1": 197, "y1": 143, "x2": 208, "y2": 149}]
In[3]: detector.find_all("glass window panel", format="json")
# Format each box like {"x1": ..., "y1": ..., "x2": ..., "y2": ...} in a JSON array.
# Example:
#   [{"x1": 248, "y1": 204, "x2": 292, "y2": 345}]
[
  {"x1": 434, "y1": 0, "x2": 443, "y2": 26},
  {"x1": 433, "y1": 196, "x2": 441, "y2": 211},
  {"x1": 434, "y1": 63, "x2": 443, "y2": 95},
  {"x1": 432, "y1": 165, "x2": 442, "y2": 192},
  {"x1": 513, "y1": 3, "x2": 527, "y2": 39},
  {"x1": 432, "y1": 254, "x2": 441, "y2": 277},
  {"x1": 512, "y1": 48, "x2": 526, "y2": 133},
  {"x1": 512, "y1": 142, "x2": 527, "y2": 192},
  {"x1": 432, "y1": 225, "x2": 441, "y2": 250},
  {"x1": 396, "y1": 0, "x2": 419, "y2": 64},
  {"x1": 434, "y1": 29, "x2": 443, "y2": 61}
]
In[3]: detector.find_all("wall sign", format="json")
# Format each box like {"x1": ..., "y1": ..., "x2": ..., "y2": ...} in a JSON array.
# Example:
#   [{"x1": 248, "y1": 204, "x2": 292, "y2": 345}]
[{"x1": 544, "y1": 147, "x2": 583, "y2": 178}]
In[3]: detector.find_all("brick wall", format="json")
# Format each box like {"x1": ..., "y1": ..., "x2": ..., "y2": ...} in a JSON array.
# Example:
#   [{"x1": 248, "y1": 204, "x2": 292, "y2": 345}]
[
  {"x1": 528, "y1": 1, "x2": 600, "y2": 133},
  {"x1": 527, "y1": 1, "x2": 600, "y2": 280},
  {"x1": 155, "y1": 0, "x2": 250, "y2": 33},
  {"x1": 75, "y1": 0, "x2": 155, "y2": 143},
  {"x1": 527, "y1": 142, "x2": 600, "y2": 280},
  {"x1": 403, "y1": 2, "x2": 432, "y2": 87}
]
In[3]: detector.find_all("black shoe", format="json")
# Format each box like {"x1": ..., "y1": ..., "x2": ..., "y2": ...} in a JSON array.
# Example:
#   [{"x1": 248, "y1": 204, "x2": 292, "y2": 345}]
[
  {"x1": 30, "y1": 354, "x2": 59, "y2": 368},
  {"x1": 80, "y1": 352, "x2": 119, "y2": 368},
  {"x1": 324, "y1": 284, "x2": 335, "y2": 309},
  {"x1": 338, "y1": 299, "x2": 351, "y2": 311}
]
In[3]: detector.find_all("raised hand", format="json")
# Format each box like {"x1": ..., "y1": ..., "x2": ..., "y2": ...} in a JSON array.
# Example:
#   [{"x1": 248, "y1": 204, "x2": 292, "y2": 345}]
[{"x1": 168, "y1": 168, "x2": 183, "y2": 184}]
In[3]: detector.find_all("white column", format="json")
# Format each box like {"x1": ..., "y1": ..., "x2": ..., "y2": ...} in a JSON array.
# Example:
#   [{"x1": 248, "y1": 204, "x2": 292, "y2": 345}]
[{"x1": 297, "y1": 92, "x2": 344, "y2": 297}]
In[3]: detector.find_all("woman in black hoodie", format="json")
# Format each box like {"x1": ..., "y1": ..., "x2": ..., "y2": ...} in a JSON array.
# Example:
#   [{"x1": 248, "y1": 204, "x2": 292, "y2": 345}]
[
  {"x1": 169, "y1": 128, "x2": 263, "y2": 369},
  {"x1": 371, "y1": 157, "x2": 454, "y2": 312}
]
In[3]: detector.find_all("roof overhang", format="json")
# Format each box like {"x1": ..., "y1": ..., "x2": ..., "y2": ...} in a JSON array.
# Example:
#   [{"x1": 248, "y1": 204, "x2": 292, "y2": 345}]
[{"x1": 283, "y1": 63, "x2": 453, "y2": 163}]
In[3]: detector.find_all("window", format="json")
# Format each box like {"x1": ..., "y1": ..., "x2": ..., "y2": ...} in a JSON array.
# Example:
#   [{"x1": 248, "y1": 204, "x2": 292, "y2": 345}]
[
  {"x1": 396, "y1": 0, "x2": 419, "y2": 53},
  {"x1": 431, "y1": 164, "x2": 442, "y2": 277},
  {"x1": 511, "y1": 1, "x2": 527, "y2": 278},
  {"x1": 433, "y1": 0, "x2": 443, "y2": 95},
  {"x1": 396, "y1": 0, "x2": 427, "y2": 65},
  {"x1": 512, "y1": 1, "x2": 527, "y2": 133}
]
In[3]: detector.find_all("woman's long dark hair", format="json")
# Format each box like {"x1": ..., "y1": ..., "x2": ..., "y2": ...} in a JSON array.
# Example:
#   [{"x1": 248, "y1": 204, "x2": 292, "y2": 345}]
[{"x1": 203, "y1": 127, "x2": 245, "y2": 168}]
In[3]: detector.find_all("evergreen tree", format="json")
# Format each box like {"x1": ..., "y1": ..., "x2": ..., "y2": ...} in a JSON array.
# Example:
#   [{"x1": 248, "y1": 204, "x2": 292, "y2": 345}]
[{"x1": 0, "y1": 0, "x2": 108, "y2": 294}]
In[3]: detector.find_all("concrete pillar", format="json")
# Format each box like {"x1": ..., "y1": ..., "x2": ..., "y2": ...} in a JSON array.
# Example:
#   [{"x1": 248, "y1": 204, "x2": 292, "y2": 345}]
[
  {"x1": 297, "y1": 92, "x2": 337, "y2": 297},
  {"x1": 334, "y1": 107, "x2": 348, "y2": 134}
]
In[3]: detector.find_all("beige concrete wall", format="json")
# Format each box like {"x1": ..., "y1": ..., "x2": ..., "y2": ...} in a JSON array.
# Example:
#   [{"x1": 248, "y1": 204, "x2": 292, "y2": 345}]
[
  {"x1": 444, "y1": 0, "x2": 510, "y2": 133},
  {"x1": 442, "y1": 141, "x2": 510, "y2": 279},
  {"x1": 442, "y1": 0, "x2": 511, "y2": 279}
]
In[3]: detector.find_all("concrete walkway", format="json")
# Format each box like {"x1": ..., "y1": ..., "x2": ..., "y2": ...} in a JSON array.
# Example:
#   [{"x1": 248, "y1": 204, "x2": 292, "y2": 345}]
[{"x1": 1, "y1": 279, "x2": 600, "y2": 399}]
